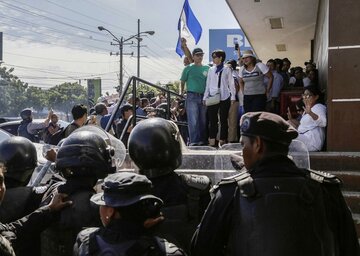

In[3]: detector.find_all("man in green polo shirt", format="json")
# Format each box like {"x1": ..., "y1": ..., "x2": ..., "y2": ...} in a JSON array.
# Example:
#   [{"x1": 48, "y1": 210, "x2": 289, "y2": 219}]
[{"x1": 180, "y1": 46, "x2": 210, "y2": 146}]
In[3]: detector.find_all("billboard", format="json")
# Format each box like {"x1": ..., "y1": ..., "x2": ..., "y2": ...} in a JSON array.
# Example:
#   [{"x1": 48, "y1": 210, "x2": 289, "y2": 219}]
[
  {"x1": 87, "y1": 78, "x2": 101, "y2": 107},
  {"x1": 209, "y1": 29, "x2": 253, "y2": 63}
]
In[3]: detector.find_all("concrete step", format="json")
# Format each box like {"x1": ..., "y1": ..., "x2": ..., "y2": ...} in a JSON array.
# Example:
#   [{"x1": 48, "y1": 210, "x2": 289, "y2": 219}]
[
  {"x1": 328, "y1": 171, "x2": 360, "y2": 192},
  {"x1": 309, "y1": 152, "x2": 360, "y2": 171},
  {"x1": 343, "y1": 191, "x2": 360, "y2": 214},
  {"x1": 123, "y1": 150, "x2": 360, "y2": 172},
  {"x1": 352, "y1": 214, "x2": 360, "y2": 239}
]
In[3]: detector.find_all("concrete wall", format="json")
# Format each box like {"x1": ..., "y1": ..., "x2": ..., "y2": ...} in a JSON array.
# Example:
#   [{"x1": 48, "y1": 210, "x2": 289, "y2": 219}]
[
  {"x1": 313, "y1": 0, "x2": 329, "y2": 94},
  {"x1": 314, "y1": 0, "x2": 360, "y2": 151}
]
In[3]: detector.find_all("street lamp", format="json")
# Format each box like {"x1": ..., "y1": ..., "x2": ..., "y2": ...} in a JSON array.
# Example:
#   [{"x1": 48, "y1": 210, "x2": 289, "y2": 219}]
[
  {"x1": 98, "y1": 24, "x2": 154, "y2": 95},
  {"x1": 136, "y1": 19, "x2": 155, "y2": 82}
]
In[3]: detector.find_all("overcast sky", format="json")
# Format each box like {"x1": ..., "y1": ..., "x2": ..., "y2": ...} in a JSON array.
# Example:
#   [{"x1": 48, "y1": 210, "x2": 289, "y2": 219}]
[{"x1": 0, "y1": 0, "x2": 239, "y2": 94}]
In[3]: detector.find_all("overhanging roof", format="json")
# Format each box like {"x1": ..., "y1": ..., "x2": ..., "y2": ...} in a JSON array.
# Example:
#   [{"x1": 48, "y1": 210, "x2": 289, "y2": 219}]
[{"x1": 226, "y1": 0, "x2": 319, "y2": 66}]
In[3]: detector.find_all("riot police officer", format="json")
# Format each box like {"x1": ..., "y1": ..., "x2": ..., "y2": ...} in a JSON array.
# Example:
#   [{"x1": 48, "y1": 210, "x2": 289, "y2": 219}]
[
  {"x1": 0, "y1": 137, "x2": 43, "y2": 223},
  {"x1": 0, "y1": 163, "x2": 71, "y2": 256},
  {"x1": 128, "y1": 118, "x2": 211, "y2": 253},
  {"x1": 191, "y1": 112, "x2": 360, "y2": 256},
  {"x1": 74, "y1": 171, "x2": 186, "y2": 255},
  {"x1": 39, "y1": 129, "x2": 121, "y2": 256}
]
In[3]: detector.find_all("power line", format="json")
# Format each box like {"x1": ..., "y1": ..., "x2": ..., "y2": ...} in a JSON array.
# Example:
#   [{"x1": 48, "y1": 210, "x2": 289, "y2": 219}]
[
  {"x1": 0, "y1": 1, "x2": 183, "y2": 84},
  {"x1": 0, "y1": 3, "x2": 177, "y2": 73},
  {"x1": 20, "y1": 76, "x2": 117, "y2": 81},
  {"x1": 0, "y1": 14, "x2": 108, "y2": 50},
  {"x1": 0, "y1": 1, "x2": 107, "y2": 37},
  {"x1": 3, "y1": 63, "x2": 119, "y2": 79},
  {"x1": 45, "y1": 0, "x2": 135, "y2": 37},
  {"x1": 5, "y1": 52, "x2": 117, "y2": 64},
  {"x1": 3, "y1": 31, "x2": 110, "y2": 53},
  {"x1": 140, "y1": 50, "x2": 182, "y2": 76},
  {"x1": 82, "y1": 0, "x2": 137, "y2": 27},
  {"x1": 146, "y1": 37, "x2": 184, "y2": 66}
]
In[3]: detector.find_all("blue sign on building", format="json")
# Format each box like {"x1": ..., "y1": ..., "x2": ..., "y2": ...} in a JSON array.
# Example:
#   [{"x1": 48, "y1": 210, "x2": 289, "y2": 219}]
[{"x1": 208, "y1": 29, "x2": 253, "y2": 63}]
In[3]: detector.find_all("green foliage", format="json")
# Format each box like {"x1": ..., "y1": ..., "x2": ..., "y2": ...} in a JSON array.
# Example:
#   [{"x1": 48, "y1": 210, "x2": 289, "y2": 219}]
[
  {"x1": 26, "y1": 86, "x2": 48, "y2": 113},
  {"x1": 166, "y1": 81, "x2": 180, "y2": 94},
  {"x1": 0, "y1": 65, "x2": 87, "y2": 119},
  {"x1": 0, "y1": 65, "x2": 180, "y2": 119},
  {"x1": 0, "y1": 66, "x2": 29, "y2": 116},
  {"x1": 47, "y1": 82, "x2": 87, "y2": 120},
  {"x1": 127, "y1": 81, "x2": 181, "y2": 100}
]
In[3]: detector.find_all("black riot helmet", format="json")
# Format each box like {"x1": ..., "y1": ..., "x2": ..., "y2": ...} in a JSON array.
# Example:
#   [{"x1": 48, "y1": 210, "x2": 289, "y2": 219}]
[
  {"x1": 55, "y1": 130, "x2": 115, "y2": 179},
  {"x1": 128, "y1": 118, "x2": 182, "y2": 178},
  {"x1": 0, "y1": 137, "x2": 37, "y2": 187},
  {"x1": 20, "y1": 108, "x2": 32, "y2": 121}
]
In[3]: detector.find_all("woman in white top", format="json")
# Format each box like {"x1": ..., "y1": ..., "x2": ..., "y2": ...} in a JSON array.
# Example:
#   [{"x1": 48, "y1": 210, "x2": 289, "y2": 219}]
[
  {"x1": 203, "y1": 50, "x2": 236, "y2": 147},
  {"x1": 238, "y1": 50, "x2": 273, "y2": 113},
  {"x1": 296, "y1": 86, "x2": 327, "y2": 151}
]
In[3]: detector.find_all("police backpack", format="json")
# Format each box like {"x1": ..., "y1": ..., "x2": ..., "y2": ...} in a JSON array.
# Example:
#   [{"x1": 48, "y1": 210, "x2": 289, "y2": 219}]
[{"x1": 92, "y1": 234, "x2": 181, "y2": 256}]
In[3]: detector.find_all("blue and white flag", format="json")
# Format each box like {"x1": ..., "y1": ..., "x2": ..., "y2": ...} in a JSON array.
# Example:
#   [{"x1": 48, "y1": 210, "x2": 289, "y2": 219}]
[{"x1": 176, "y1": 0, "x2": 202, "y2": 57}]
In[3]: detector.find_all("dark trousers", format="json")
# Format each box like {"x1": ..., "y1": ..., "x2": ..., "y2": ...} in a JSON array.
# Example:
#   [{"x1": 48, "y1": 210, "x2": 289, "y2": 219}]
[
  {"x1": 243, "y1": 94, "x2": 267, "y2": 113},
  {"x1": 207, "y1": 97, "x2": 231, "y2": 140}
]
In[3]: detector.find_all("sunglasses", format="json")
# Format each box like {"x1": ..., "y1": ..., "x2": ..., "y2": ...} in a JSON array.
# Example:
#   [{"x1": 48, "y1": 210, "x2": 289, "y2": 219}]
[{"x1": 302, "y1": 94, "x2": 313, "y2": 99}]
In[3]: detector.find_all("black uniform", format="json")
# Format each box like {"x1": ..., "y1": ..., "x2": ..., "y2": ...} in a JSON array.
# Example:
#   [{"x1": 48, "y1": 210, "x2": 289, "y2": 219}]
[
  {"x1": 127, "y1": 118, "x2": 211, "y2": 253},
  {"x1": 39, "y1": 180, "x2": 101, "y2": 256},
  {"x1": 0, "y1": 186, "x2": 42, "y2": 223},
  {"x1": 74, "y1": 219, "x2": 185, "y2": 256},
  {"x1": 0, "y1": 206, "x2": 59, "y2": 256},
  {"x1": 191, "y1": 155, "x2": 360, "y2": 256},
  {"x1": 0, "y1": 172, "x2": 66, "y2": 256},
  {"x1": 149, "y1": 172, "x2": 210, "y2": 253}
]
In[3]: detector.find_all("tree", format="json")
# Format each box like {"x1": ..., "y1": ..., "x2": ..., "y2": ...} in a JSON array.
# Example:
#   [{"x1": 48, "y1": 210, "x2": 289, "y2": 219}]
[
  {"x1": 165, "y1": 81, "x2": 181, "y2": 94},
  {"x1": 47, "y1": 82, "x2": 87, "y2": 121},
  {"x1": 0, "y1": 66, "x2": 29, "y2": 116},
  {"x1": 26, "y1": 86, "x2": 48, "y2": 114}
]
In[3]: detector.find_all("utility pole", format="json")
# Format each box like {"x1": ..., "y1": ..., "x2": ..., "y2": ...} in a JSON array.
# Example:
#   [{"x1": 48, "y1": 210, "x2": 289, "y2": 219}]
[
  {"x1": 120, "y1": 37, "x2": 124, "y2": 91},
  {"x1": 110, "y1": 37, "x2": 132, "y2": 95},
  {"x1": 98, "y1": 25, "x2": 154, "y2": 96},
  {"x1": 137, "y1": 19, "x2": 140, "y2": 79}
]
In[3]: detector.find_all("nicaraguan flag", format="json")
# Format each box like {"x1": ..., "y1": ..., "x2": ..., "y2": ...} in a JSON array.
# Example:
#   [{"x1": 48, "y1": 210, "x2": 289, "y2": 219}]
[{"x1": 176, "y1": 0, "x2": 202, "y2": 57}]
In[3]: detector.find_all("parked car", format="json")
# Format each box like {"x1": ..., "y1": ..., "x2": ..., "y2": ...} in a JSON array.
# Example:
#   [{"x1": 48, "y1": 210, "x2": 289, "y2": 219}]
[
  {"x1": 0, "y1": 117, "x2": 21, "y2": 124},
  {"x1": 0, "y1": 129, "x2": 12, "y2": 143},
  {"x1": 0, "y1": 119, "x2": 69, "y2": 137}
]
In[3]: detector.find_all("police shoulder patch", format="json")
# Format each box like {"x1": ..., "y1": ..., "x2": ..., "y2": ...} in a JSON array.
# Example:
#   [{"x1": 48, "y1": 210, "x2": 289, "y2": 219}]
[
  {"x1": 157, "y1": 238, "x2": 185, "y2": 255},
  {"x1": 308, "y1": 169, "x2": 341, "y2": 184},
  {"x1": 33, "y1": 185, "x2": 48, "y2": 194},
  {"x1": 180, "y1": 174, "x2": 211, "y2": 191},
  {"x1": 217, "y1": 171, "x2": 256, "y2": 197},
  {"x1": 219, "y1": 171, "x2": 250, "y2": 185}
]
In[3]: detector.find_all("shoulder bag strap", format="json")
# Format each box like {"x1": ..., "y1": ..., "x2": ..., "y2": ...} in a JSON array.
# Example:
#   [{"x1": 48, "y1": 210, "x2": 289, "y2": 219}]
[{"x1": 218, "y1": 70, "x2": 223, "y2": 89}]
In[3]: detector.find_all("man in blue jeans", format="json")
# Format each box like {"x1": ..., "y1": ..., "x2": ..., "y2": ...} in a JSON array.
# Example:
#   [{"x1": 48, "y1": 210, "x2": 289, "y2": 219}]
[{"x1": 180, "y1": 42, "x2": 209, "y2": 146}]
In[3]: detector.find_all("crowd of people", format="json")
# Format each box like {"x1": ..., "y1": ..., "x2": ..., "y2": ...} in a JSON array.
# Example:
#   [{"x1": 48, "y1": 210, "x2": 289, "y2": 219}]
[
  {"x1": 15, "y1": 92, "x2": 188, "y2": 150},
  {"x1": 0, "y1": 58, "x2": 356, "y2": 255},
  {"x1": 13, "y1": 39, "x2": 326, "y2": 153},
  {"x1": 0, "y1": 112, "x2": 358, "y2": 255},
  {"x1": 179, "y1": 38, "x2": 327, "y2": 151}
]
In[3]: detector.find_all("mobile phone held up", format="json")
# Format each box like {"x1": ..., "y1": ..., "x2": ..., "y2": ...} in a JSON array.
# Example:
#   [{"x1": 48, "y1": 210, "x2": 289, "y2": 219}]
[{"x1": 234, "y1": 38, "x2": 239, "y2": 51}]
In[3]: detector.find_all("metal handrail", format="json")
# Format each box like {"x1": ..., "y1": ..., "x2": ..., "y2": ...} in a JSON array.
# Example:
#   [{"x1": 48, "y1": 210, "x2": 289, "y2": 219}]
[{"x1": 105, "y1": 76, "x2": 187, "y2": 135}]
